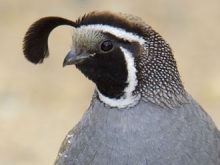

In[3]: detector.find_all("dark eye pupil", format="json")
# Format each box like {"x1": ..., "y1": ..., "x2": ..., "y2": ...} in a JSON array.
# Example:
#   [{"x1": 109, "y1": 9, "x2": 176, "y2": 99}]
[{"x1": 101, "y1": 40, "x2": 113, "y2": 52}]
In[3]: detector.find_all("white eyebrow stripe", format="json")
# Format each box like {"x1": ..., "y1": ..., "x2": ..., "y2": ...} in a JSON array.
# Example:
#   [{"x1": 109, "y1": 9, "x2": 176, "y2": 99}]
[{"x1": 78, "y1": 24, "x2": 145, "y2": 44}]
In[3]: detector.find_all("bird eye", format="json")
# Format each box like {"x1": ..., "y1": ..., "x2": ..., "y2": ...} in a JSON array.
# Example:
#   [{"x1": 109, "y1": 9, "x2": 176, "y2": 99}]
[{"x1": 100, "y1": 40, "x2": 113, "y2": 52}]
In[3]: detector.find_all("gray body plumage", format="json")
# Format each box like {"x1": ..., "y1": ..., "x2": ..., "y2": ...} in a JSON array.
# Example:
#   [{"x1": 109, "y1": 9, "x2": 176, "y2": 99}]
[{"x1": 55, "y1": 94, "x2": 220, "y2": 165}]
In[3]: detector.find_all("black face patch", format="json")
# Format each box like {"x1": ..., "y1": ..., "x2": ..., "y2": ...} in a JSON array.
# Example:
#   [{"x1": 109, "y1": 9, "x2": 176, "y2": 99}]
[{"x1": 75, "y1": 46, "x2": 128, "y2": 99}]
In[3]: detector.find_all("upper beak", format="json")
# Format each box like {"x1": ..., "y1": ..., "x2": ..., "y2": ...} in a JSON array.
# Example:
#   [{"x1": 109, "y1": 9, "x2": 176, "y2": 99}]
[{"x1": 63, "y1": 48, "x2": 90, "y2": 67}]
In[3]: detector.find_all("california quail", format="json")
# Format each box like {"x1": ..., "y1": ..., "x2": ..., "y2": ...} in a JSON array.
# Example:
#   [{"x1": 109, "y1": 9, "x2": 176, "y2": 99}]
[{"x1": 23, "y1": 11, "x2": 220, "y2": 165}]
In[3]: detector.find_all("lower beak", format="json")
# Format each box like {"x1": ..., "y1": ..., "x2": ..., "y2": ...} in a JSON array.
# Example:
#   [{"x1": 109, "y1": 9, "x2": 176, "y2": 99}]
[{"x1": 63, "y1": 48, "x2": 90, "y2": 67}]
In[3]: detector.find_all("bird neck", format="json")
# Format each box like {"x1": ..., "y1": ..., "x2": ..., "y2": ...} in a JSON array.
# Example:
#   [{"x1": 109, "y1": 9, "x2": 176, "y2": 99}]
[{"x1": 137, "y1": 29, "x2": 189, "y2": 109}]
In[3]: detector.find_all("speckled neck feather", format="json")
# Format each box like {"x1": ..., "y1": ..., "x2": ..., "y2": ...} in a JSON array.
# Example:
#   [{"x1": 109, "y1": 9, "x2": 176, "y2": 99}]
[{"x1": 137, "y1": 28, "x2": 189, "y2": 108}]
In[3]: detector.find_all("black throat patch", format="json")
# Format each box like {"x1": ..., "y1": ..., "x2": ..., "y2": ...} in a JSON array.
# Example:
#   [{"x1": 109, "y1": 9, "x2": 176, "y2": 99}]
[{"x1": 76, "y1": 46, "x2": 128, "y2": 99}]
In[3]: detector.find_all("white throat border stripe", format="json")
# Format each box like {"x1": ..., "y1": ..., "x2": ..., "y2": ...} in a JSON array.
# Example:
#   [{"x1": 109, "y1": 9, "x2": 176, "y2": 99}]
[
  {"x1": 78, "y1": 24, "x2": 145, "y2": 44},
  {"x1": 97, "y1": 47, "x2": 140, "y2": 109}
]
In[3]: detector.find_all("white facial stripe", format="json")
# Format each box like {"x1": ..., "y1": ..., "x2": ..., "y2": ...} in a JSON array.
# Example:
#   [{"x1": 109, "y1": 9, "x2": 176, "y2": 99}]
[
  {"x1": 97, "y1": 47, "x2": 140, "y2": 109},
  {"x1": 120, "y1": 47, "x2": 138, "y2": 95},
  {"x1": 78, "y1": 24, "x2": 145, "y2": 44}
]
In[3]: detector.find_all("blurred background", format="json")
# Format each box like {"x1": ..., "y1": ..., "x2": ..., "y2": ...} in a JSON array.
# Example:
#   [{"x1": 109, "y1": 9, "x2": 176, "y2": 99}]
[{"x1": 0, "y1": 0, "x2": 220, "y2": 164}]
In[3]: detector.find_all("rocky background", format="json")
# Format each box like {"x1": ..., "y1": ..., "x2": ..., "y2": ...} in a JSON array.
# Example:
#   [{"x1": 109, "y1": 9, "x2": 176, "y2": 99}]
[{"x1": 1, "y1": 0, "x2": 220, "y2": 164}]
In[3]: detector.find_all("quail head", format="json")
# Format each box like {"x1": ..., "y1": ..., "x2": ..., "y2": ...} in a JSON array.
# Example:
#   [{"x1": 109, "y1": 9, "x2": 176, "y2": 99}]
[{"x1": 23, "y1": 11, "x2": 220, "y2": 165}]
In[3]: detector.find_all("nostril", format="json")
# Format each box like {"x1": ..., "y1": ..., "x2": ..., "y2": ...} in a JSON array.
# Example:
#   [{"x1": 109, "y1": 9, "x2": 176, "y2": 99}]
[{"x1": 76, "y1": 48, "x2": 83, "y2": 55}]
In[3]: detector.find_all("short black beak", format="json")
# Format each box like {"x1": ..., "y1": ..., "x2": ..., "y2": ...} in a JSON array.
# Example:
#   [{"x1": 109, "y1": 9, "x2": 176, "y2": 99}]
[{"x1": 63, "y1": 48, "x2": 90, "y2": 67}]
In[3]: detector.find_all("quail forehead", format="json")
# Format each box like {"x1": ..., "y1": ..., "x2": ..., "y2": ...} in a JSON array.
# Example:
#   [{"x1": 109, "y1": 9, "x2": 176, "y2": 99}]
[{"x1": 72, "y1": 27, "x2": 106, "y2": 49}]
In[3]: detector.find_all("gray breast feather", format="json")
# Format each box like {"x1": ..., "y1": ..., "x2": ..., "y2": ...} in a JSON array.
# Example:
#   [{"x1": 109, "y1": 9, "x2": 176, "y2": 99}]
[{"x1": 55, "y1": 95, "x2": 220, "y2": 165}]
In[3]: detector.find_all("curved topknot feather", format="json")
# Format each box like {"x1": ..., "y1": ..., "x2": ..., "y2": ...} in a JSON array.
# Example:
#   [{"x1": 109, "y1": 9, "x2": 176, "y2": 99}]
[{"x1": 23, "y1": 17, "x2": 78, "y2": 64}]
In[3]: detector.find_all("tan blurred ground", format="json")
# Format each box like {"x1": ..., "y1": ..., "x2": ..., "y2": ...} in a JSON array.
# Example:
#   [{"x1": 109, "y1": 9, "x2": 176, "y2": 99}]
[{"x1": 0, "y1": 0, "x2": 219, "y2": 164}]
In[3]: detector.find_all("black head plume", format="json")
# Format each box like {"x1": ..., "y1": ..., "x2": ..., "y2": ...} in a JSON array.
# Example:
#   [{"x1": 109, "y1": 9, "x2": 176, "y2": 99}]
[{"x1": 23, "y1": 17, "x2": 78, "y2": 64}]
